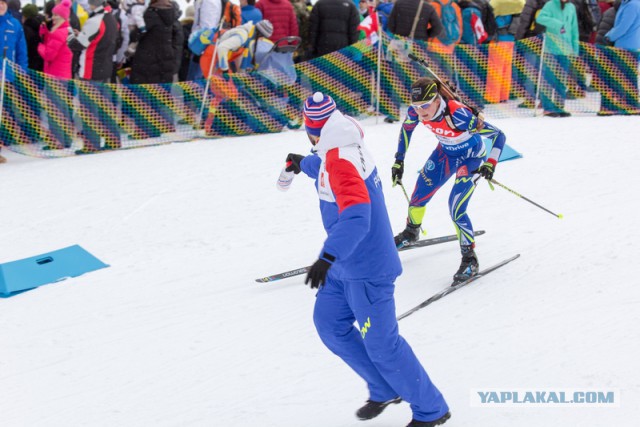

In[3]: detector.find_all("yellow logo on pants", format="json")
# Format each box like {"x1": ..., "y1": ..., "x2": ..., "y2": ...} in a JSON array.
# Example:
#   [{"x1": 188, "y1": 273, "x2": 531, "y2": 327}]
[{"x1": 360, "y1": 317, "x2": 372, "y2": 339}]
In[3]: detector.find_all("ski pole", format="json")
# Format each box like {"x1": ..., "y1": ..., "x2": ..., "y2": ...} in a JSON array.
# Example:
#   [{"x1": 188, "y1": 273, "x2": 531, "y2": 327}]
[
  {"x1": 197, "y1": 18, "x2": 226, "y2": 129},
  {"x1": 399, "y1": 182, "x2": 427, "y2": 235},
  {"x1": 489, "y1": 179, "x2": 563, "y2": 219},
  {"x1": 0, "y1": 48, "x2": 8, "y2": 130}
]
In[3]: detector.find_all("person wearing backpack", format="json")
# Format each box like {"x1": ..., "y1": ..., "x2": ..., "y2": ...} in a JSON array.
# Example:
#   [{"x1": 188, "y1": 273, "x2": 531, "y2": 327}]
[
  {"x1": 455, "y1": 0, "x2": 488, "y2": 107},
  {"x1": 431, "y1": 0, "x2": 463, "y2": 45},
  {"x1": 492, "y1": 0, "x2": 525, "y2": 42},
  {"x1": 428, "y1": 0, "x2": 463, "y2": 89},
  {"x1": 485, "y1": 0, "x2": 524, "y2": 103},
  {"x1": 420, "y1": 0, "x2": 463, "y2": 92},
  {"x1": 458, "y1": 0, "x2": 488, "y2": 44},
  {"x1": 387, "y1": 0, "x2": 443, "y2": 40},
  {"x1": 474, "y1": 0, "x2": 499, "y2": 41}
]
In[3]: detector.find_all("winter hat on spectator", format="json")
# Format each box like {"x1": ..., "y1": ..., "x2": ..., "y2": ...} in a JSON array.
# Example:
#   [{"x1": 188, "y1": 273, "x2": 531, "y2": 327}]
[
  {"x1": 303, "y1": 92, "x2": 336, "y2": 137},
  {"x1": 52, "y1": 0, "x2": 71, "y2": 19},
  {"x1": 255, "y1": 20, "x2": 274, "y2": 38},
  {"x1": 7, "y1": 0, "x2": 20, "y2": 12},
  {"x1": 184, "y1": 5, "x2": 194, "y2": 20},
  {"x1": 21, "y1": 4, "x2": 40, "y2": 19}
]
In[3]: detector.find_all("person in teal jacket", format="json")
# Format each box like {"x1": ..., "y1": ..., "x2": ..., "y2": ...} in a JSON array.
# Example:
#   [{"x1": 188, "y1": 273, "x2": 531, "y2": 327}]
[
  {"x1": 536, "y1": 0, "x2": 579, "y2": 116},
  {"x1": 537, "y1": 0, "x2": 579, "y2": 55}
]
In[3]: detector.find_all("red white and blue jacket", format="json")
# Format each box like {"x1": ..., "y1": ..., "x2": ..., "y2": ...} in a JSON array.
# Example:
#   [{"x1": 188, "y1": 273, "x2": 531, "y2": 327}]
[
  {"x1": 299, "y1": 110, "x2": 402, "y2": 281},
  {"x1": 396, "y1": 98, "x2": 506, "y2": 163},
  {"x1": 68, "y1": 6, "x2": 117, "y2": 81}
]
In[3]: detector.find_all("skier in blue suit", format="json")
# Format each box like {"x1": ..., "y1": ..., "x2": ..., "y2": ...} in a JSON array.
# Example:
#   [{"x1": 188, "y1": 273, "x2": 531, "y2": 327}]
[
  {"x1": 283, "y1": 92, "x2": 451, "y2": 427},
  {"x1": 392, "y1": 77, "x2": 506, "y2": 284}
]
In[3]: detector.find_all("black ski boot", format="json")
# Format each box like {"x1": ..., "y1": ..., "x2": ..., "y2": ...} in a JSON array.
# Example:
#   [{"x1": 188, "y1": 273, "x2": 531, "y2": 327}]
[
  {"x1": 406, "y1": 411, "x2": 451, "y2": 427},
  {"x1": 453, "y1": 246, "x2": 479, "y2": 285},
  {"x1": 356, "y1": 397, "x2": 402, "y2": 420},
  {"x1": 394, "y1": 223, "x2": 421, "y2": 248}
]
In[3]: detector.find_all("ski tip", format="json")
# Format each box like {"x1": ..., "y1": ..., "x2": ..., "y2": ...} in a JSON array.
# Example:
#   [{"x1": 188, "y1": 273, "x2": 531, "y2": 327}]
[
  {"x1": 255, "y1": 278, "x2": 270, "y2": 283},
  {"x1": 475, "y1": 230, "x2": 486, "y2": 236}
]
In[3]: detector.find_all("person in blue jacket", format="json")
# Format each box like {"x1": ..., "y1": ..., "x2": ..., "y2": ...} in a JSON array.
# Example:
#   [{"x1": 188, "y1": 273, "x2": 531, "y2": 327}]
[
  {"x1": 240, "y1": 0, "x2": 262, "y2": 24},
  {"x1": 0, "y1": 0, "x2": 29, "y2": 158},
  {"x1": 605, "y1": 0, "x2": 640, "y2": 113},
  {"x1": 0, "y1": 0, "x2": 27, "y2": 69},
  {"x1": 284, "y1": 92, "x2": 451, "y2": 427},
  {"x1": 605, "y1": 0, "x2": 640, "y2": 52},
  {"x1": 376, "y1": 0, "x2": 394, "y2": 33}
]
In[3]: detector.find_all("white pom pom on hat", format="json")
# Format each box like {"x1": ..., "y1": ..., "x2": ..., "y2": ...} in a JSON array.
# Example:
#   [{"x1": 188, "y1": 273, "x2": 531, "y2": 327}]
[
  {"x1": 303, "y1": 92, "x2": 337, "y2": 137},
  {"x1": 304, "y1": 92, "x2": 336, "y2": 122}
]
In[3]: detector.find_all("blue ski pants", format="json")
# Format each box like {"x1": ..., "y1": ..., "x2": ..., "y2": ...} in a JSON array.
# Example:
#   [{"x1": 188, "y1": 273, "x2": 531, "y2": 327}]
[
  {"x1": 409, "y1": 141, "x2": 485, "y2": 247},
  {"x1": 313, "y1": 276, "x2": 449, "y2": 422}
]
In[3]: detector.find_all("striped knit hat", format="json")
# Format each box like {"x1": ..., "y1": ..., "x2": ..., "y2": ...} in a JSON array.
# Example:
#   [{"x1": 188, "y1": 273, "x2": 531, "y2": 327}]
[{"x1": 303, "y1": 92, "x2": 336, "y2": 137}]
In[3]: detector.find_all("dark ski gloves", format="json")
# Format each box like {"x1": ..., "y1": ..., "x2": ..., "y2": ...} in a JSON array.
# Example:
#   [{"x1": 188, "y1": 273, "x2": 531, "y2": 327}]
[
  {"x1": 305, "y1": 253, "x2": 335, "y2": 289},
  {"x1": 475, "y1": 159, "x2": 496, "y2": 180},
  {"x1": 391, "y1": 159, "x2": 404, "y2": 186},
  {"x1": 285, "y1": 153, "x2": 304, "y2": 174}
]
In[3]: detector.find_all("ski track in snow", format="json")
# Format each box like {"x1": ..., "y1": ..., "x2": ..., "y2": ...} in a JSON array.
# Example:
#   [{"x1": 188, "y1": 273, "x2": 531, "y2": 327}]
[{"x1": 1, "y1": 116, "x2": 639, "y2": 427}]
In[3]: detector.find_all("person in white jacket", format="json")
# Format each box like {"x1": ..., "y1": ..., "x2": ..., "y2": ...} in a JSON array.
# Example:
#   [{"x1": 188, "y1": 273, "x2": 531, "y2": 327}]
[
  {"x1": 192, "y1": 0, "x2": 222, "y2": 34},
  {"x1": 187, "y1": 0, "x2": 222, "y2": 78}
]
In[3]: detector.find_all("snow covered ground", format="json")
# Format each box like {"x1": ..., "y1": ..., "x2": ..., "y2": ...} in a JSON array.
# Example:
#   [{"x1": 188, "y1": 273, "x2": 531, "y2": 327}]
[{"x1": 1, "y1": 115, "x2": 639, "y2": 427}]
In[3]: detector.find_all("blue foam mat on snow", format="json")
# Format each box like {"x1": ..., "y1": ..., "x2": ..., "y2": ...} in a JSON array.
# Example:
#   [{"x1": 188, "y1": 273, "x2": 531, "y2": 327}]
[{"x1": 0, "y1": 245, "x2": 109, "y2": 298}]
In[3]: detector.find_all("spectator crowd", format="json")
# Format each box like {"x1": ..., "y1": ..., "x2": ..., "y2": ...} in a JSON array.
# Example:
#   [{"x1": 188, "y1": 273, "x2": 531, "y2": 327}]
[{"x1": 0, "y1": 0, "x2": 639, "y2": 161}]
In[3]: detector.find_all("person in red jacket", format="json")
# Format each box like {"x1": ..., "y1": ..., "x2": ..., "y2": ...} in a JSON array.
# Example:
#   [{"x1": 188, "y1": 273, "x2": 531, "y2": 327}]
[{"x1": 256, "y1": 0, "x2": 298, "y2": 42}]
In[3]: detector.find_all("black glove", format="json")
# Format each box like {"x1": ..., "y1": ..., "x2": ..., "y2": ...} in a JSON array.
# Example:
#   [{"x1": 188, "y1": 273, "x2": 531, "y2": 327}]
[
  {"x1": 475, "y1": 159, "x2": 496, "y2": 180},
  {"x1": 391, "y1": 159, "x2": 404, "y2": 186},
  {"x1": 285, "y1": 153, "x2": 304, "y2": 174},
  {"x1": 305, "y1": 257, "x2": 333, "y2": 289}
]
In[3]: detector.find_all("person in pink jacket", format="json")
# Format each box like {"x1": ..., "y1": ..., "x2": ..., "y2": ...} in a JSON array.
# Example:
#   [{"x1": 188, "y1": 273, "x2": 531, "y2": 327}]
[
  {"x1": 37, "y1": 0, "x2": 73, "y2": 79},
  {"x1": 37, "y1": 0, "x2": 75, "y2": 149}
]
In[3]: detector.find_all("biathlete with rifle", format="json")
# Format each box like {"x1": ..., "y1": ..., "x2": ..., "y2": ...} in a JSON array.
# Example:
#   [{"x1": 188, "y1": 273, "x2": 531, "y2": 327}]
[{"x1": 391, "y1": 76, "x2": 507, "y2": 284}]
